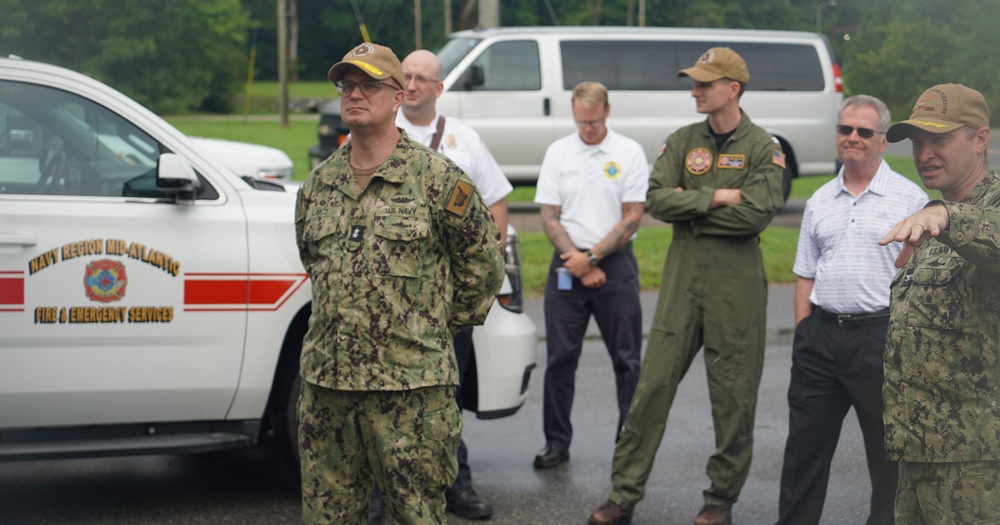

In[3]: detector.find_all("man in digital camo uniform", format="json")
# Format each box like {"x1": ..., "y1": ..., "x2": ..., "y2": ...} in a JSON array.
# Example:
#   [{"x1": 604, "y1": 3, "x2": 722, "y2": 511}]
[
  {"x1": 589, "y1": 47, "x2": 785, "y2": 525},
  {"x1": 294, "y1": 42, "x2": 504, "y2": 524},
  {"x1": 880, "y1": 83, "x2": 1000, "y2": 524},
  {"x1": 394, "y1": 48, "x2": 514, "y2": 520}
]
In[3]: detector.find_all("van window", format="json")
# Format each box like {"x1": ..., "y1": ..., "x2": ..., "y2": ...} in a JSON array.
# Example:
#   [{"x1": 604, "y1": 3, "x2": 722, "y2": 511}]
[
  {"x1": 469, "y1": 40, "x2": 541, "y2": 91},
  {"x1": 562, "y1": 40, "x2": 825, "y2": 92}
]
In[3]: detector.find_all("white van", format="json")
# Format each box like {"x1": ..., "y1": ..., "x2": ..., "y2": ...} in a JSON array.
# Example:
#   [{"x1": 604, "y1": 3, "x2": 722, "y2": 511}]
[{"x1": 434, "y1": 26, "x2": 843, "y2": 196}]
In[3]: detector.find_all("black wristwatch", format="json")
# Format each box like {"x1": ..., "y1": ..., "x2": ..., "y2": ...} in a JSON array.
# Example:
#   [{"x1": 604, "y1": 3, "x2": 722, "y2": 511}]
[{"x1": 586, "y1": 249, "x2": 600, "y2": 267}]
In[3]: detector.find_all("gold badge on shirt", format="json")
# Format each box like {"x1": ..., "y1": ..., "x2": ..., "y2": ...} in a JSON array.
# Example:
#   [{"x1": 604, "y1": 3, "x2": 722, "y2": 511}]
[
  {"x1": 603, "y1": 161, "x2": 623, "y2": 180},
  {"x1": 686, "y1": 148, "x2": 712, "y2": 175},
  {"x1": 445, "y1": 134, "x2": 458, "y2": 150}
]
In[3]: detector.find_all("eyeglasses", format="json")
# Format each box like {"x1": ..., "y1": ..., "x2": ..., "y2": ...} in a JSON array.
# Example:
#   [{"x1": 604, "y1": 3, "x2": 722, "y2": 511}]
[
  {"x1": 835, "y1": 125, "x2": 884, "y2": 139},
  {"x1": 575, "y1": 118, "x2": 604, "y2": 128},
  {"x1": 335, "y1": 80, "x2": 400, "y2": 97},
  {"x1": 403, "y1": 73, "x2": 440, "y2": 85}
]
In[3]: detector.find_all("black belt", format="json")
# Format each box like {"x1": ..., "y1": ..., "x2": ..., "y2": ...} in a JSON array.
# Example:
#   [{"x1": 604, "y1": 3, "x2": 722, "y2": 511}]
[
  {"x1": 672, "y1": 229, "x2": 759, "y2": 244},
  {"x1": 814, "y1": 306, "x2": 890, "y2": 328}
]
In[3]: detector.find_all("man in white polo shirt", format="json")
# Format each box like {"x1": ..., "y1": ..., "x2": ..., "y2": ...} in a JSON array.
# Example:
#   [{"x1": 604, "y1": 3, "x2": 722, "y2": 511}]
[
  {"x1": 392, "y1": 48, "x2": 513, "y2": 522},
  {"x1": 775, "y1": 95, "x2": 927, "y2": 525},
  {"x1": 533, "y1": 80, "x2": 649, "y2": 470}
]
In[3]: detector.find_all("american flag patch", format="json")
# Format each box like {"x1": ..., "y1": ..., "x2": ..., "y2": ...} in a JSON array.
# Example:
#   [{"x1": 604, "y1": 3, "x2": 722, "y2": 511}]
[{"x1": 772, "y1": 150, "x2": 786, "y2": 169}]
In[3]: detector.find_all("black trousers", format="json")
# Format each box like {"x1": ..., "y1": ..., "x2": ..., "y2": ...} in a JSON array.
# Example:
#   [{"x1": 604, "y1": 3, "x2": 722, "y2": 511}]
[
  {"x1": 542, "y1": 248, "x2": 642, "y2": 447},
  {"x1": 776, "y1": 310, "x2": 897, "y2": 525},
  {"x1": 449, "y1": 327, "x2": 474, "y2": 493}
]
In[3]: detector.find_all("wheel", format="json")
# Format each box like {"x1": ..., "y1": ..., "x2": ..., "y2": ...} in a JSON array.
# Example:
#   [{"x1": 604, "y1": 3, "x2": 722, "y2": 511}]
[{"x1": 269, "y1": 339, "x2": 302, "y2": 478}]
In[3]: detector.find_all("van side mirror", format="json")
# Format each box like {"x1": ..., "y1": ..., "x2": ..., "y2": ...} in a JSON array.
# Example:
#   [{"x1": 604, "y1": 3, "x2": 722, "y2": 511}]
[{"x1": 457, "y1": 65, "x2": 485, "y2": 91}]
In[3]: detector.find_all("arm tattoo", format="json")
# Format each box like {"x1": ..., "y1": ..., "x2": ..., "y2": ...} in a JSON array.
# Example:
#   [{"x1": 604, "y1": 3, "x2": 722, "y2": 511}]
[
  {"x1": 594, "y1": 202, "x2": 644, "y2": 257},
  {"x1": 540, "y1": 204, "x2": 578, "y2": 255}
]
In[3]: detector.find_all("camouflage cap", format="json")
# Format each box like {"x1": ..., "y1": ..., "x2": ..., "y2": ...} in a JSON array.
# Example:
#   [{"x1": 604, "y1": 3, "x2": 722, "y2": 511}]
[
  {"x1": 887, "y1": 83, "x2": 990, "y2": 143},
  {"x1": 678, "y1": 47, "x2": 749, "y2": 84},
  {"x1": 327, "y1": 42, "x2": 405, "y2": 89}
]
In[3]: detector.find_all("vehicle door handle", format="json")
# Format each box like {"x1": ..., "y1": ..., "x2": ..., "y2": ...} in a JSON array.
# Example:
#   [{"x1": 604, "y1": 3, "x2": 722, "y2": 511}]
[
  {"x1": 543, "y1": 97, "x2": 550, "y2": 116},
  {"x1": 0, "y1": 233, "x2": 39, "y2": 247}
]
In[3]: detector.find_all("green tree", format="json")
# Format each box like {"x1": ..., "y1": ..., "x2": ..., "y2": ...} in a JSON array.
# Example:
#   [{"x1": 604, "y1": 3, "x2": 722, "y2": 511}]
[
  {"x1": 843, "y1": 0, "x2": 1000, "y2": 123},
  {"x1": 0, "y1": 0, "x2": 251, "y2": 114}
]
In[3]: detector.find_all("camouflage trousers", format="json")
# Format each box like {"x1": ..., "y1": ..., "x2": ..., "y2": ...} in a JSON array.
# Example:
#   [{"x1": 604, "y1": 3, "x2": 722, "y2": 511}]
[
  {"x1": 896, "y1": 460, "x2": 1000, "y2": 524},
  {"x1": 299, "y1": 381, "x2": 461, "y2": 525}
]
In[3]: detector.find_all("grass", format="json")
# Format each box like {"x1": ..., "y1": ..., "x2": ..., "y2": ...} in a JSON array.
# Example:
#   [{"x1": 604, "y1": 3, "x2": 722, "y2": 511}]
[
  {"x1": 518, "y1": 225, "x2": 800, "y2": 297},
  {"x1": 165, "y1": 118, "x2": 318, "y2": 179},
  {"x1": 244, "y1": 80, "x2": 336, "y2": 99},
  {"x1": 162, "y1": 114, "x2": 936, "y2": 296}
]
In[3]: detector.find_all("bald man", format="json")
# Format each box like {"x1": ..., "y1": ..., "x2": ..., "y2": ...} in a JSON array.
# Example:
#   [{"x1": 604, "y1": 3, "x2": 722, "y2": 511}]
[{"x1": 393, "y1": 49, "x2": 513, "y2": 521}]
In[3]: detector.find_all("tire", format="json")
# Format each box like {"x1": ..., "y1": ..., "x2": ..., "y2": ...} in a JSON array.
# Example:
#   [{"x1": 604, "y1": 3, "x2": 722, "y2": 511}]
[{"x1": 270, "y1": 341, "x2": 302, "y2": 478}]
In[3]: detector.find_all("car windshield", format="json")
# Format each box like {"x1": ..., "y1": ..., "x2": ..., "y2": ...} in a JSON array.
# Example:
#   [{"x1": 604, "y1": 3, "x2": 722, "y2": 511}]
[{"x1": 437, "y1": 36, "x2": 483, "y2": 78}]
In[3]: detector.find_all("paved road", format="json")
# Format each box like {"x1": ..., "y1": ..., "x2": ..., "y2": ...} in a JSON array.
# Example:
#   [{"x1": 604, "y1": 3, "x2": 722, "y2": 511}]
[{"x1": 0, "y1": 284, "x2": 879, "y2": 525}]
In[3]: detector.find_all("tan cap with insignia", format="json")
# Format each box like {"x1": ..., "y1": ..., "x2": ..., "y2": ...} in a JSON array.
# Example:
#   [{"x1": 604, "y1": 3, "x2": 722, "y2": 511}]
[
  {"x1": 887, "y1": 83, "x2": 989, "y2": 143},
  {"x1": 678, "y1": 47, "x2": 749, "y2": 84},
  {"x1": 327, "y1": 42, "x2": 405, "y2": 89}
]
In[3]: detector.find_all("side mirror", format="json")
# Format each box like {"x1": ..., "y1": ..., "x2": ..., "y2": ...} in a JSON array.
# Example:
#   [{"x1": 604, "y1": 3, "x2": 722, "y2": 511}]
[
  {"x1": 458, "y1": 65, "x2": 485, "y2": 91},
  {"x1": 156, "y1": 153, "x2": 200, "y2": 203}
]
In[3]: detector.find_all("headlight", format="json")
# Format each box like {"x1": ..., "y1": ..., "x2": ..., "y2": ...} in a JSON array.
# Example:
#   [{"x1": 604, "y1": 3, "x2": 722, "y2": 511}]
[{"x1": 255, "y1": 167, "x2": 294, "y2": 180}]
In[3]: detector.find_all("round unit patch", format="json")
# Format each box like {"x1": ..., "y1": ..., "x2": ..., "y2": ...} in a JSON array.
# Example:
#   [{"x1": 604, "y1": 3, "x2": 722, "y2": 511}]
[
  {"x1": 686, "y1": 148, "x2": 712, "y2": 175},
  {"x1": 603, "y1": 161, "x2": 623, "y2": 180}
]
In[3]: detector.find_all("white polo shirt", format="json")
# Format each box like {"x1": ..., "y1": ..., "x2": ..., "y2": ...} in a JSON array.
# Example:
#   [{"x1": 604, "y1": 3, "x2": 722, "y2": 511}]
[
  {"x1": 793, "y1": 159, "x2": 929, "y2": 313},
  {"x1": 534, "y1": 128, "x2": 649, "y2": 249},
  {"x1": 396, "y1": 111, "x2": 512, "y2": 207}
]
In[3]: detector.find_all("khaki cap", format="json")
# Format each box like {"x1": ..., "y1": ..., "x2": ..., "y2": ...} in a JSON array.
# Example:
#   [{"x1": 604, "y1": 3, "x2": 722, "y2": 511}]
[
  {"x1": 678, "y1": 47, "x2": 749, "y2": 84},
  {"x1": 327, "y1": 42, "x2": 405, "y2": 89},
  {"x1": 887, "y1": 83, "x2": 990, "y2": 143}
]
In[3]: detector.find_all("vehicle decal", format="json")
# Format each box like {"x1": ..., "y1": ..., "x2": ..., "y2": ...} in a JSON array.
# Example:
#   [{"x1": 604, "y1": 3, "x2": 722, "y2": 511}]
[
  {"x1": 29, "y1": 239, "x2": 180, "y2": 277},
  {"x1": 183, "y1": 273, "x2": 308, "y2": 312},
  {"x1": 0, "y1": 271, "x2": 25, "y2": 312},
  {"x1": 84, "y1": 259, "x2": 127, "y2": 302}
]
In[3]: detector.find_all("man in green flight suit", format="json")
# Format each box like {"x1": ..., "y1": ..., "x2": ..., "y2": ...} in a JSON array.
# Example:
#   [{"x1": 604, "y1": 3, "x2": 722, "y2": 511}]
[
  {"x1": 294, "y1": 42, "x2": 504, "y2": 524},
  {"x1": 880, "y1": 83, "x2": 1000, "y2": 524},
  {"x1": 589, "y1": 47, "x2": 785, "y2": 525}
]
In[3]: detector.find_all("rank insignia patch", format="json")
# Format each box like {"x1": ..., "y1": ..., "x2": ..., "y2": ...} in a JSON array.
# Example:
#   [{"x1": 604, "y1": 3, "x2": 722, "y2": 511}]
[
  {"x1": 686, "y1": 148, "x2": 712, "y2": 175},
  {"x1": 348, "y1": 225, "x2": 366, "y2": 243},
  {"x1": 84, "y1": 259, "x2": 127, "y2": 303},
  {"x1": 446, "y1": 180, "x2": 474, "y2": 216}
]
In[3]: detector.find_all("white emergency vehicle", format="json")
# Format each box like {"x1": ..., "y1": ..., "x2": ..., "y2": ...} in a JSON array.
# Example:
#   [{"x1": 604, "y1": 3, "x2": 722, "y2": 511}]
[{"x1": 0, "y1": 57, "x2": 536, "y2": 468}]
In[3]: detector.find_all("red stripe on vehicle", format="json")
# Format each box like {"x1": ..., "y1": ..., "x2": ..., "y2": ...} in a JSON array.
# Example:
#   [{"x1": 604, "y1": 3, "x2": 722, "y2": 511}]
[
  {"x1": 183, "y1": 273, "x2": 308, "y2": 311},
  {"x1": 0, "y1": 272, "x2": 25, "y2": 309}
]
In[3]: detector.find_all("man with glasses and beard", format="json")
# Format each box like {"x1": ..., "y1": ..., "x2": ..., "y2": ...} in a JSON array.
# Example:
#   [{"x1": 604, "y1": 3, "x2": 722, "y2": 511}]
[
  {"x1": 295, "y1": 42, "x2": 503, "y2": 525},
  {"x1": 775, "y1": 95, "x2": 927, "y2": 525}
]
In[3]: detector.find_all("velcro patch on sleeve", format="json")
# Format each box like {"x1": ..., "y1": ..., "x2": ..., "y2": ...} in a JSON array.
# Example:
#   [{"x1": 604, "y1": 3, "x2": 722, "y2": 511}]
[
  {"x1": 772, "y1": 149, "x2": 786, "y2": 169},
  {"x1": 446, "y1": 179, "x2": 475, "y2": 216}
]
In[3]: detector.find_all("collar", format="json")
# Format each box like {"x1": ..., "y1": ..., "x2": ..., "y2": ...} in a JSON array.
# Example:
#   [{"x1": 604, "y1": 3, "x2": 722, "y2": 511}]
[
  {"x1": 696, "y1": 109, "x2": 751, "y2": 142},
  {"x1": 835, "y1": 158, "x2": 891, "y2": 197},
  {"x1": 571, "y1": 127, "x2": 616, "y2": 153}
]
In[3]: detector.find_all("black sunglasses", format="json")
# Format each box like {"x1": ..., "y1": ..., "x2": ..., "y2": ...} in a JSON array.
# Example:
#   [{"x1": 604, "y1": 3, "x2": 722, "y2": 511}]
[{"x1": 835, "y1": 125, "x2": 884, "y2": 139}]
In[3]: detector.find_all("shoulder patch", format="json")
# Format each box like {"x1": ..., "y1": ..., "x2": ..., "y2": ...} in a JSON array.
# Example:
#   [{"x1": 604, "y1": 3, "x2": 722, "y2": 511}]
[
  {"x1": 446, "y1": 179, "x2": 475, "y2": 216},
  {"x1": 772, "y1": 149, "x2": 786, "y2": 169}
]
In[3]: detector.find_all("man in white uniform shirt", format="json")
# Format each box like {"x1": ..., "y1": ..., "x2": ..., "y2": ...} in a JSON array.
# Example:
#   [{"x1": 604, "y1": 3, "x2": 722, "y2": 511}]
[
  {"x1": 390, "y1": 48, "x2": 513, "y2": 521},
  {"x1": 775, "y1": 95, "x2": 928, "y2": 525},
  {"x1": 533, "y1": 81, "x2": 649, "y2": 470}
]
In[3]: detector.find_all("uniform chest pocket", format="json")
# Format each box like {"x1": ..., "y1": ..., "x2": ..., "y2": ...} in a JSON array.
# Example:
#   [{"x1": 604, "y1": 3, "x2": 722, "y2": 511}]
[
  {"x1": 302, "y1": 217, "x2": 343, "y2": 272},
  {"x1": 372, "y1": 208, "x2": 430, "y2": 278},
  {"x1": 895, "y1": 257, "x2": 967, "y2": 330}
]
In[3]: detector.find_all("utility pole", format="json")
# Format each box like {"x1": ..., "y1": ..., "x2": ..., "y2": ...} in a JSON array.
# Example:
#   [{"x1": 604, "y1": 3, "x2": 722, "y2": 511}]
[
  {"x1": 639, "y1": 0, "x2": 645, "y2": 26},
  {"x1": 277, "y1": 0, "x2": 288, "y2": 128},
  {"x1": 479, "y1": 0, "x2": 499, "y2": 28},
  {"x1": 414, "y1": 0, "x2": 422, "y2": 49},
  {"x1": 444, "y1": 0, "x2": 452, "y2": 36}
]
